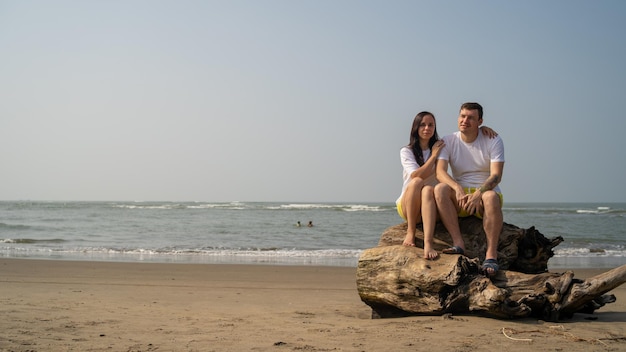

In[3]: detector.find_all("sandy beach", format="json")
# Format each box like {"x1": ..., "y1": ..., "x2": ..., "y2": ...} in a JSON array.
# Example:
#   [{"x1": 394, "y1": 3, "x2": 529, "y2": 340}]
[{"x1": 1, "y1": 258, "x2": 625, "y2": 352}]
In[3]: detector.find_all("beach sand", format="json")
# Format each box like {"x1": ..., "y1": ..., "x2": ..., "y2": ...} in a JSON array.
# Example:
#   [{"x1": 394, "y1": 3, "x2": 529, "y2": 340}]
[{"x1": 1, "y1": 258, "x2": 625, "y2": 352}]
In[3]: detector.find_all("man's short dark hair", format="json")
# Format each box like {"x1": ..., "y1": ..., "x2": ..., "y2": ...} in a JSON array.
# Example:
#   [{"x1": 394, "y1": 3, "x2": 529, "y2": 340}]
[{"x1": 460, "y1": 102, "x2": 483, "y2": 120}]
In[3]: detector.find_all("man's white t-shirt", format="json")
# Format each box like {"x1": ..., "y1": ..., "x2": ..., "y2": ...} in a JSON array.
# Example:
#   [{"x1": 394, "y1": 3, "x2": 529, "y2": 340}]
[{"x1": 438, "y1": 131, "x2": 505, "y2": 192}]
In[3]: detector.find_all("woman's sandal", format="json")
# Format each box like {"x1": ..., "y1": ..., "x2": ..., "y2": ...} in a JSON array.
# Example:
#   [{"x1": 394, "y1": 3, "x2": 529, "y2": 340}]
[
  {"x1": 442, "y1": 246, "x2": 464, "y2": 255},
  {"x1": 481, "y1": 258, "x2": 499, "y2": 277}
]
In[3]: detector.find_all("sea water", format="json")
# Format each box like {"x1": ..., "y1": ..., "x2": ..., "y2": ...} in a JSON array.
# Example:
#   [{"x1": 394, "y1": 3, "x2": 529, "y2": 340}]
[{"x1": 0, "y1": 201, "x2": 624, "y2": 268}]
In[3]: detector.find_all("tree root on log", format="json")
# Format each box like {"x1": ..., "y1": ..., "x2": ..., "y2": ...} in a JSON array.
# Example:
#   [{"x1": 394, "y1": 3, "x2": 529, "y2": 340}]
[{"x1": 357, "y1": 245, "x2": 626, "y2": 321}]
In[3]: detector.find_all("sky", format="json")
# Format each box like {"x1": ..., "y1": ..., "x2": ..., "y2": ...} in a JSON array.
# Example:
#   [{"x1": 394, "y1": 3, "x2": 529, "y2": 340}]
[{"x1": 1, "y1": 0, "x2": 625, "y2": 203}]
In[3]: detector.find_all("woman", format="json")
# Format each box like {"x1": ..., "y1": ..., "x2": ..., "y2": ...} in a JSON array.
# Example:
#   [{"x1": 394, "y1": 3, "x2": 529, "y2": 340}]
[
  {"x1": 396, "y1": 111, "x2": 442, "y2": 259},
  {"x1": 397, "y1": 111, "x2": 496, "y2": 259}
]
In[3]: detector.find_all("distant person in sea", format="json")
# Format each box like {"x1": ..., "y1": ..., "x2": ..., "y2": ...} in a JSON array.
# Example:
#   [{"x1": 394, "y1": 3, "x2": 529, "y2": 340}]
[
  {"x1": 397, "y1": 111, "x2": 497, "y2": 260},
  {"x1": 296, "y1": 221, "x2": 301, "y2": 227},
  {"x1": 434, "y1": 102, "x2": 505, "y2": 277},
  {"x1": 307, "y1": 221, "x2": 313, "y2": 227}
]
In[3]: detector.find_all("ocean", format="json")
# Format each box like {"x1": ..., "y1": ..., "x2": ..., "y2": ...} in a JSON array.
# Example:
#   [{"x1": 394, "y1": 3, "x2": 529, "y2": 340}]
[{"x1": 1, "y1": 201, "x2": 624, "y2": 269}]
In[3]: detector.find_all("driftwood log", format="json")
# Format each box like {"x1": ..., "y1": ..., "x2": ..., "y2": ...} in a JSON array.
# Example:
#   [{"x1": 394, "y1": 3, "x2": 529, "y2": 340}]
[{"x1": 357, "y1": 217, "x2": 626, "y2": 321}]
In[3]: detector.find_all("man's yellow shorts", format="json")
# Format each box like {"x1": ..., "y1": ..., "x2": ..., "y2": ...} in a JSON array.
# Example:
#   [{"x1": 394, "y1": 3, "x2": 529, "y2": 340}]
[
  {"x1": 458, "y1": 187, "x2": 503, "y2": 219},
  {"x1": 396, "y1": 187, "x2": 503, "y2": 220}
]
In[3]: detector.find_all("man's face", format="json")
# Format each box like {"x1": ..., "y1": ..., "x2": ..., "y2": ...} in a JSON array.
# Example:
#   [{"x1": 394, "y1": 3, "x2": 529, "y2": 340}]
[{"x1": 458, "y1": 108, "x2": 482, "y2": 133}]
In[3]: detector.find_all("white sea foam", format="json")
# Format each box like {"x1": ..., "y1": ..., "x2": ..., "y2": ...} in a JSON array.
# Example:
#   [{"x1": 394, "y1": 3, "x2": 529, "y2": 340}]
[
  {"x1": 554, "y1": 247, "x2": 625, "y2": 257},
  {"x1": 2, "y1": 201, "x2": 625, "y2": 268},
  {"x1": 0, "y1": 246, "x2": 363, "y2": 266},
  {"x1": 576, "y1": 206, "x2": 613, "y2": 214}
]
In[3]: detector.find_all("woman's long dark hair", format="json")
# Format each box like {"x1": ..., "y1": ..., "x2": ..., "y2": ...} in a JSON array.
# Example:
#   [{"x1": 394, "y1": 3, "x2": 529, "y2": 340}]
[{"x1": 408, "y1": 111, "x2": 439, "y2": 166}]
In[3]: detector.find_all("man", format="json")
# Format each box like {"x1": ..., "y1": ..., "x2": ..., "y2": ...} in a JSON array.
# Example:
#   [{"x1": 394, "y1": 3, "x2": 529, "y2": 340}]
[{"x1": 434, "y1": 102, "x2": 505, "y2": 277}]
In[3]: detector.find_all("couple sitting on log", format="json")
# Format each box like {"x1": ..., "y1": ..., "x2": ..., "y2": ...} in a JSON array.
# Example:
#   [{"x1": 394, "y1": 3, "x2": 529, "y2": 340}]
[{"x1": 396, "y1": 102, "x2": 504, "y2": 277}]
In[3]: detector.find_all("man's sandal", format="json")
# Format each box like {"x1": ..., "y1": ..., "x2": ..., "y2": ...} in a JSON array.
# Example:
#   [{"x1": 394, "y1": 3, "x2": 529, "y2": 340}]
[
  {"x1": 481, "y1": 258, "x2": 499, "y2": 277},
  {"x1": 442, "y1": 246, "x2": 464, "y2": 255}
]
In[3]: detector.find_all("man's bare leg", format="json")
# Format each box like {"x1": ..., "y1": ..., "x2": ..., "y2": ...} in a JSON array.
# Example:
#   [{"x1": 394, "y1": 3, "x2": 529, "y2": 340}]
[
  {"x1": 434, "y1": 183, "x2": 465, "y2": 253},
  {"x1": 481, "y1": 191, "x2": 503, "y2": 275}
]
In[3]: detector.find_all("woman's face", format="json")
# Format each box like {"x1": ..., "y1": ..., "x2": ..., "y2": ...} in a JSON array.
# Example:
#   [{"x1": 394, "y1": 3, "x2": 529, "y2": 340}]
[{"x1": 418, "y1": 114, "x2": 436, "y2": 142}]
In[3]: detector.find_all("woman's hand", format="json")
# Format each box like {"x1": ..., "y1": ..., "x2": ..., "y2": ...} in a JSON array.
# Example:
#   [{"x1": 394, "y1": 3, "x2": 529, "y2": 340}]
[
  {"x1": 431, "y1": 140, "x2": 445, "y2": 158},
  {"x1": 480, "y1": 126, "x2": 498, "y2": 138}
]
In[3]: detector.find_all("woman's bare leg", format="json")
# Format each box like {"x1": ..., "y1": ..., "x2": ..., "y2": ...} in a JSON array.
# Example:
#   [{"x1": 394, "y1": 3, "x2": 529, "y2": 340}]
[
  {"x1": 401, "y1": 177, "x2": 424, "y2": 246},
  {"x1": 421, "y1": 185, "x2": 438, "y2": 259}
]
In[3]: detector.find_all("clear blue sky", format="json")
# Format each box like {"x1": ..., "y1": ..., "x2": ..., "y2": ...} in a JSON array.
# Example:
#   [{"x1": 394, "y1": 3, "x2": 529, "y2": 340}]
[{"x1": 1, "y1": 0, "x2": 625, "y2": 203}]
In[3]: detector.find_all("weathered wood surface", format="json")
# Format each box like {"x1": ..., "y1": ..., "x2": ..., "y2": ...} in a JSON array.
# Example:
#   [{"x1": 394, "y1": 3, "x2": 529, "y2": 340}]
[
  {"x1": 357, "y1": 219, "x2": 626, "y2": 321},
  {"x1": 377, "y1": 217, "x2": 563, "y2": 274}
]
